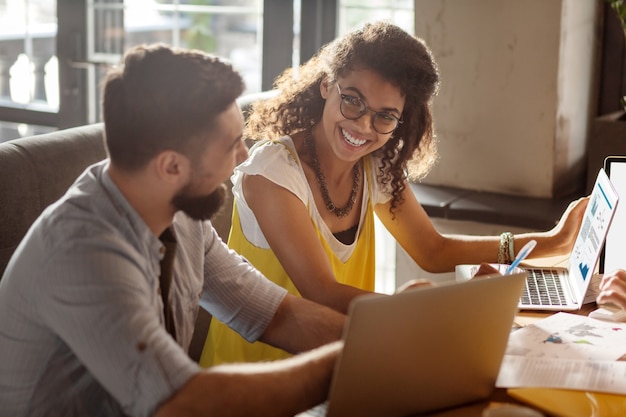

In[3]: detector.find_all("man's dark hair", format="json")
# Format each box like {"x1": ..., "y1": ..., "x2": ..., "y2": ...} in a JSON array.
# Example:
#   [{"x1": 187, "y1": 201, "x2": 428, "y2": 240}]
[{"x1": 102, "y1": 44, "x2": 245, "y2": 171}]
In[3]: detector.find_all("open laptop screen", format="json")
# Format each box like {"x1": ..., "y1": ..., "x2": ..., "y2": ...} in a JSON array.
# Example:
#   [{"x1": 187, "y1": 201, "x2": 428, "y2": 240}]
[
  {"x1": 568, "y1": 168, "x2": 619, "y2": 302},
  {"x1": 602, "y1": 156, "x2": 626, "y2": 274}
]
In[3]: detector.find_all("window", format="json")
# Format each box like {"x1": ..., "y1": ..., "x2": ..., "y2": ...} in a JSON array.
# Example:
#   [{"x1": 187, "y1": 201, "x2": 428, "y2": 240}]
[
  {"x1": 0, "y1": 0, "x2": 58, "y2": 141},
  {"x1": 85, "y1": 0, "x2": 263, "y2": 123},
  {"x1": 338, "y1": 0, "x2": 414, "y2": 35},
  {"x1": 0, "y1": 0, "x2": 415, "y2": 143}
]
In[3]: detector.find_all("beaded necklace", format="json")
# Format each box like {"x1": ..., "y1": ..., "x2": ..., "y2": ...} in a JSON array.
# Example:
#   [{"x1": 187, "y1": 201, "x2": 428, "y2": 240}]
[{"x1": 305, "y1": 131, "x2": 361, "y2": 218}]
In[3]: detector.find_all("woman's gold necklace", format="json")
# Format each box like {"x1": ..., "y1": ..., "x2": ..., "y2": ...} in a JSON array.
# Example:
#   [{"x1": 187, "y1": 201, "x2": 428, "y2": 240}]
[{"x1": 305, "y1": 131, "x2": 360, "y2": 218}]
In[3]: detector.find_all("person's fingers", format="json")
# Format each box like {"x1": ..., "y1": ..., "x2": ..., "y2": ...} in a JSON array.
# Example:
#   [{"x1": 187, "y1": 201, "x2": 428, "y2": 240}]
[
  {"x1": 396, "y1": 278, "x2": 434, "y2": 293},
  {"x1": 473, "y1": 263, "x2": 501, "y2": 278},
  {"x1": 599, "y1": 270, "x2": 626, "y2": 291},
  {"x1": 597, "y1": 290, "x2": 626, "y2": 311},
  {"x1": 597, "y1": 271, "x2": 626, "y2": 310}
]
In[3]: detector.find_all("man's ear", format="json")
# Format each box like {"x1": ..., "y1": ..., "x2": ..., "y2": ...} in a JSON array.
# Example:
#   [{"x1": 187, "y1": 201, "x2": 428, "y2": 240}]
[{"x1": 154, "y1": 151, "x2": 189, "y2": 185}]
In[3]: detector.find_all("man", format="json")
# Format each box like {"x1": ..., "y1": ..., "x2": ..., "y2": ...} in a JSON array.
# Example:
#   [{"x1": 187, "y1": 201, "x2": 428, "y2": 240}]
[{"x1": 0, "y1": 44, "x2": 344, "y2": 417}]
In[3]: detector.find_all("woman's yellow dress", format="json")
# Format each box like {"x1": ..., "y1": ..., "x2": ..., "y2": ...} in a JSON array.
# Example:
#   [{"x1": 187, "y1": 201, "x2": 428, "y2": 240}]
[{"x1": 200, "y1": 138, "x2": 379, "y2": 366}]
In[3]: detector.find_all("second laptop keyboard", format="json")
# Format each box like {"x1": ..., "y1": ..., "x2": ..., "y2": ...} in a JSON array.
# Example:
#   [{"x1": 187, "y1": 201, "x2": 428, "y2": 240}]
[{"x1": 521, "y1": 268, "x2": 568, "y2": 306}]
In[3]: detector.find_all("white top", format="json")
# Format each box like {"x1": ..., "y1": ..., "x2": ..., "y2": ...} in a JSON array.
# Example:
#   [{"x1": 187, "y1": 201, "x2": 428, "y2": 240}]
[{"x1": 232, "y1": 136, "x2": 392, "y2": 262}]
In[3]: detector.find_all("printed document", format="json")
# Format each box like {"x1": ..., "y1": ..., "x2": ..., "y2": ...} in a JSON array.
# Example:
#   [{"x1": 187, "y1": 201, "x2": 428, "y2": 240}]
[{"x1": 496, "y1": 312, "x2": 626, "y2": 394}]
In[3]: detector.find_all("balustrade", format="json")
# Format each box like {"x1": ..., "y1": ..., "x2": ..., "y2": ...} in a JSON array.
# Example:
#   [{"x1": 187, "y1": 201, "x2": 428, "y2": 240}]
[
  {"x1": 0, "y1": 32, "x2": 57, "y2": 143},
  {"x1": 0, "y1": 34, "x2": 57, "y2": 107}
]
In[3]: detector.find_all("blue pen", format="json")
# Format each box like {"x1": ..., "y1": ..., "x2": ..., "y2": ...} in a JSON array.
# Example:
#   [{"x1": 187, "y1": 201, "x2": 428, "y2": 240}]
[{"x1": 505, "y1": 239, "x2": 537, "y2": 275}]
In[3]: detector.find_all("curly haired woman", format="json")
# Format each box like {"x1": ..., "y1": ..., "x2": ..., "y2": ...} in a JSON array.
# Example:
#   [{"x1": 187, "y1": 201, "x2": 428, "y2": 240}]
[{"x1": 200, "y1": 21, "x2": 587, "y2": 366}]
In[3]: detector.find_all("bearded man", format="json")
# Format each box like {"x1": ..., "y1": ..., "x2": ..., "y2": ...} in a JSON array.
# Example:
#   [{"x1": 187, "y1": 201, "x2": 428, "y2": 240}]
[{"x1": 0, "y1": 44, "x2": 344, "y2": 417}]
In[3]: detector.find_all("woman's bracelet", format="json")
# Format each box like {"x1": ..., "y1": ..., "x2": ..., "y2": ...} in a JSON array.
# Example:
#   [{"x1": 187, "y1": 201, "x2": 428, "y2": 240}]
[{"x1": 498, "y1": 232, "x2": 515, "y2": 264}]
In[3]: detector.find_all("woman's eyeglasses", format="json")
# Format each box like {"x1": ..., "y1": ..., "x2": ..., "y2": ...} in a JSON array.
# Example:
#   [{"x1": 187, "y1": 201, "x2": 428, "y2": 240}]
[{"x1": 336, "y1": 84, "x2": 402, "y2": 134}]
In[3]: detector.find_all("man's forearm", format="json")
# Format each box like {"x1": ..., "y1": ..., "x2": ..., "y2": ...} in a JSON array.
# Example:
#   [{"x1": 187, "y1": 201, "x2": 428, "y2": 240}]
[
  {"x1": 154, "y1": 341, "x2": 343, "y2": 417},
  {"x1": 260, "y1": 294, "x2": 346, "y2": 354}
]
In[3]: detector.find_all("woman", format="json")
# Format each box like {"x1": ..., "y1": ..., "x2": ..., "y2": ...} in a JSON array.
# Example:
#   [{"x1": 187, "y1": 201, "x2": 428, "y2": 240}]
[{"x1": 200, "y1": 21, "x2": 587, "y2": 366}]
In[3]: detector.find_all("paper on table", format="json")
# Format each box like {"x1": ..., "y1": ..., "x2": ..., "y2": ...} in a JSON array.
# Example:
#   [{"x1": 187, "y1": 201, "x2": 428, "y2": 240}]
[
  {"x1": 497, "y1": 355, "x2": 626, "y2": 394},
  {"x1": 497, "y1": 312, "x2": 626, "y2": 394},
  {"x1": 505, "y1": 312, "x2": 626, "y2": 361}
]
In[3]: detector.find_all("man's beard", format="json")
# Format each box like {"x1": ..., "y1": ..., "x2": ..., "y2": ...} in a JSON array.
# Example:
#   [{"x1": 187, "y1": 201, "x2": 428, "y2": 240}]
[{"x1": 171, "y1": 183, "x2": 227, "y2": 221}]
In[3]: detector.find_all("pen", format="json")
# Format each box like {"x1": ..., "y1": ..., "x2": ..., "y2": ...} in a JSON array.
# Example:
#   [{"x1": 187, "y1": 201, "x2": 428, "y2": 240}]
[{"x1": 505, "y1": 239, "x2": 537, "y2": 275}]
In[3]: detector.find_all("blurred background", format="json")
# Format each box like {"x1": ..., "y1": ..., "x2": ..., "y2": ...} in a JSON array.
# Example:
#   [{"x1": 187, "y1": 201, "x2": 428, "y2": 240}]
[
  {"x1": 0, "y1": 0, "x2": 415, "y2": 142},
  {"x1": 0, "y1": 0, "x2": 624, "y2": 290}
]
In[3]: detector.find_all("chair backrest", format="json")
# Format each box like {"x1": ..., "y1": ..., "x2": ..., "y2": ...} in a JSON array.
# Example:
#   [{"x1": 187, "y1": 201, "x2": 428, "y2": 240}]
[{"x1": 0, "y1": 124, "x2": 107, "y2": 276}]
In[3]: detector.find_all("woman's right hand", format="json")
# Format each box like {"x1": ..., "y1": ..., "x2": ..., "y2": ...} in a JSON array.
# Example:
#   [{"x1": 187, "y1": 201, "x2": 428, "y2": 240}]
[{"x1": 545, "y1": 197, "x2": 589, "y2": 255}]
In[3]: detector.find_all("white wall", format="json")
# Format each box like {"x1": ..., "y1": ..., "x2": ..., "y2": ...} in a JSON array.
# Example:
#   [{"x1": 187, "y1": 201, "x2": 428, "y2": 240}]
[{"x1": 414, "y1": 0, "x2": 600, "y2": 198}]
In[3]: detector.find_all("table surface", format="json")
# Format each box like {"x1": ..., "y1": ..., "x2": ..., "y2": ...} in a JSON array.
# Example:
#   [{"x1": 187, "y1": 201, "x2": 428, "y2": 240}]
[{"x1": 415, "y1": 302, "x2": 599, "y2": 417}]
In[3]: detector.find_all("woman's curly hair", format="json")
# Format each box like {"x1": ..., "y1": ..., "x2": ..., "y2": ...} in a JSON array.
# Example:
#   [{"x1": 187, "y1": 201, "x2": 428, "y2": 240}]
[{"x1": 245, "y1": 21, "x2": 440, "y2": 213}]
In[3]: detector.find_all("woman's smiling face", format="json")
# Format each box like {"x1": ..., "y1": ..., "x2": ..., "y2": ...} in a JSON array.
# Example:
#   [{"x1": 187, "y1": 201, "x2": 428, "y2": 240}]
[{"x1": 319, "y1": 68, "x2": 405, "y2": 163}]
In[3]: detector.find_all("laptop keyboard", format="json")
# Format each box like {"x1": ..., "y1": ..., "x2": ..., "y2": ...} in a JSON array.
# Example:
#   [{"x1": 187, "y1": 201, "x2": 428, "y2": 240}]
[{"x1": 521, "y1": 269, "x2": 568, "y2": 306}]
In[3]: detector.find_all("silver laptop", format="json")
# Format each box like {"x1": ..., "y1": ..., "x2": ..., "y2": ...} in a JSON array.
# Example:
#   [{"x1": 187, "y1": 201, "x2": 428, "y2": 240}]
[
  {"x1": 298, "y1": 272, "x2": 526, "y2": 417},
  {"x1": 457, "y1": 168, "x2": 618, "y2": 311},
  {"x1": 600, "y1": 156, "x2": 626, "y2": 275}
]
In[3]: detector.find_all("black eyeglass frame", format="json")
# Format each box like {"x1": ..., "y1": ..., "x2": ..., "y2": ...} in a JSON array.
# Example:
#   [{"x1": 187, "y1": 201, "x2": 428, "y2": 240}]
[{"x1": 335, "y1": 84, "x2": 403, "y2": 134}]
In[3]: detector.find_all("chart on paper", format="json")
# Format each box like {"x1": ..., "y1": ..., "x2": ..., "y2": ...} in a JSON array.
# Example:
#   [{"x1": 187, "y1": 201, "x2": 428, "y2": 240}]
[
  {"x1": 505, "y1": 312, "x2": 626, "y2": 361},
  {"x1": 497, "y1": 312, "x2": 626, "y2": 394}
]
